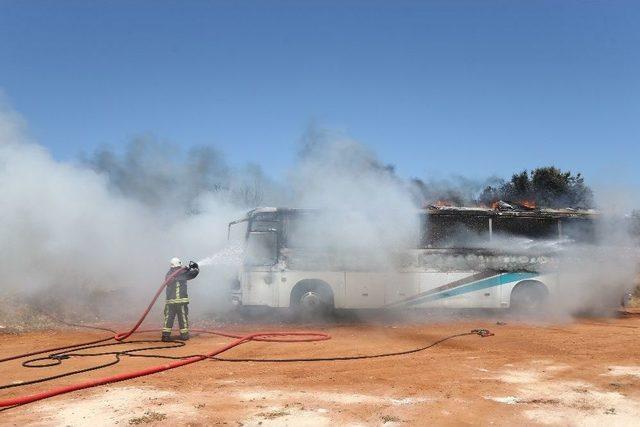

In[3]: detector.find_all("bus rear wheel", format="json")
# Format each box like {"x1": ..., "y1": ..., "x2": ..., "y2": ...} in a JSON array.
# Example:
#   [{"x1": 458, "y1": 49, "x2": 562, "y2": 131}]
[{"x1": 510, "y1": 281, "x2": 549, "y2": 314}]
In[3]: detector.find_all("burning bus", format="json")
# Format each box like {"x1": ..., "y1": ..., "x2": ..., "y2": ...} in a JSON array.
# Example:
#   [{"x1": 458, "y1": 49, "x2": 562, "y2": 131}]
[{"x1": 227, "y1": 206, "x2": 602, "y2": 315}]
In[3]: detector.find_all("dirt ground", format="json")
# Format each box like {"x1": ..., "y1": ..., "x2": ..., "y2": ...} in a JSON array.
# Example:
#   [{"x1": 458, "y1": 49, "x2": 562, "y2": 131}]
[{"x1": 1, "y1": 311, "x2": 639, "y2": 426}]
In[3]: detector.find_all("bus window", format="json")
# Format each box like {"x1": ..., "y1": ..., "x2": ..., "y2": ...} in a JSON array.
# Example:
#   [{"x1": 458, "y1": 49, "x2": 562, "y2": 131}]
[
  {"x1": 285, "y1": 211, "x2": 356, "y2": 249},
  {"x1": 285, "y1": 212, "x2": 327, "y2": 248},
  {"x1": 424, "y1": 215, "x2": 490, "y2": 248},
  {"x1": 249, "y1": 212, "x2": 280, "y2": 233},
  {"x1": 245, "y1": 232, "x2": 278, "y2": 266},
  {"x1": 561, "y1": 217, "x2": 596, "y2": 243},
  {"x1": 493, "y1": 217, "x2": 557, "y2": 239}
]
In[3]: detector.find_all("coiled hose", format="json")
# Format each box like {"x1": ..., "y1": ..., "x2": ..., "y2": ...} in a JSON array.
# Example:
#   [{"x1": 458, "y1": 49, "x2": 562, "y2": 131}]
[
  {"x1": 0, "y1": 267, "x2": 329, "y2": 407},
  {"x1": 0, "y1": 268, "x2": 493, "y2": 408}
]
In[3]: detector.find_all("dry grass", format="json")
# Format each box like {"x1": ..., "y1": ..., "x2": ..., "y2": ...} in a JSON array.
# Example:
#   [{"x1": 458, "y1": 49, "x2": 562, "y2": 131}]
[
  {"x1": 257, "y1": 409, "x2": 290, "y2": 420},
  {"x1": 381, "y1": 414, "x2": 401, "y2": 423},
  {"x1": 128, "y1": 411, "x2": 167, "y2": 424}
]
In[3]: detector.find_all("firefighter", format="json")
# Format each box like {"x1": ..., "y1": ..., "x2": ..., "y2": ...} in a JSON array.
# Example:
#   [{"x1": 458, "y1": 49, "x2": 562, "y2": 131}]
[{"x1": 162, "y1": 257, "x2": 199, "y2": 342}]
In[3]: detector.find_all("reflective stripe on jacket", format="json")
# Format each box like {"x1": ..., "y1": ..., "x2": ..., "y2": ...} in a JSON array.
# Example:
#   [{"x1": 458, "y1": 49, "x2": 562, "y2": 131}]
[{"x1": 165, "y1": 266, "x2": 199, "y2": 304}]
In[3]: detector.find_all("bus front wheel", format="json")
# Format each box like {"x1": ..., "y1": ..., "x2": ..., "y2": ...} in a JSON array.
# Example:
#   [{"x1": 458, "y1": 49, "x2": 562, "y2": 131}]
[{"x1": 290, "y1": 280, "x2": 334, "y2": 319}]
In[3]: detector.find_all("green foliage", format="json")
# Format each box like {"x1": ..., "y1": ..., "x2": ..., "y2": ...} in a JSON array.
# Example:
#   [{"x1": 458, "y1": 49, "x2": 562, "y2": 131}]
[{"x1": 479, "y1": 166, "x2": 594, "y2": 208}]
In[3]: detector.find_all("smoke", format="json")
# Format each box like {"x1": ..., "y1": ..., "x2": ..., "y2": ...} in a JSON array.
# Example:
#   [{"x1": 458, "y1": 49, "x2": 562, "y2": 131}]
[
  {"x1": 0, "y1": 102, "x2": 243, "y2": 319},
  {"x1": 290, "y1": 128, "x2": 419, "y2": 259},
  {"x1": 410, "y1": 175, "x2": 503, "y2": 207},
  {"x1": 0, "y1": 97, "x2": 637, "y2": 324},
  {"x1": 548, "y1": 204, "x2": 640, "y2": 316},
  {"x1": 83, "y1": 136, "x2": 286, "y2": 212},
  {"x1": 536, "y1": 174, "x2": 639, "y2": 316},
  {"x1": 0, "y1": 100, "x2": 420, "y2": 321}
]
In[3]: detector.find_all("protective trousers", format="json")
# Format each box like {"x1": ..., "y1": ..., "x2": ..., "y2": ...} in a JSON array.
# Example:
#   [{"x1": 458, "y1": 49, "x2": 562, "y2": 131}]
[{"x1": 162, "y1": 303, "x2": 189, "y2": 336}]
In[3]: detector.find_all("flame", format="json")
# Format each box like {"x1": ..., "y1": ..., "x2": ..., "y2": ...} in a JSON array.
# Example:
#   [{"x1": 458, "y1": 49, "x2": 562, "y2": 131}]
[
  {"x1": 434, "y1": 200, "x2": 453, "y2": 207},
  {"x1": 518, "y1": 199, "x2": 536, "y2": 209}
]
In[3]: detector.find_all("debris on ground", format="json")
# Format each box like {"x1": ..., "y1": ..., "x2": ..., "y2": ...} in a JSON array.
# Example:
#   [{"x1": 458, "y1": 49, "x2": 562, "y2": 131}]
[{"x1": 128, "y1": 411, "x2": 167, "y2": 425}]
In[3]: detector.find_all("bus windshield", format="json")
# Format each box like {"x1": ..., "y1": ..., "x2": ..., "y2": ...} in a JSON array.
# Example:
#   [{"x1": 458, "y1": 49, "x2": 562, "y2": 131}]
[{"x1": 245, "y1": 231, "x2": 278, "y2": 266}]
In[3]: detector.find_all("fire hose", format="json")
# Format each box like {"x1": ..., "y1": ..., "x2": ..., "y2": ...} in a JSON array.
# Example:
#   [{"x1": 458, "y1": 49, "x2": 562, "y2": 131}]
[
  {"x1": 0, "y1": 267, "x2": 493, "y2": 408},
  {"x1": 0, "y1": 268, "x2": 329, "y2": 408}
]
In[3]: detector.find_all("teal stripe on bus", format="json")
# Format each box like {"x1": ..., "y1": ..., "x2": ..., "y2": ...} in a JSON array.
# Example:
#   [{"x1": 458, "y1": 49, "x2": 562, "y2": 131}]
[{"x1": 407, "y1": 272, "x2": 538, "y2": 306}]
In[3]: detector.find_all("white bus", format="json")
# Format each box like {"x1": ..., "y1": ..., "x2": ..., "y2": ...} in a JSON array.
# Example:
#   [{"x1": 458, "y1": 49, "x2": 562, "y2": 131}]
[{"x1": 227, "y1": 206, "x2": 598, "y2": 315}]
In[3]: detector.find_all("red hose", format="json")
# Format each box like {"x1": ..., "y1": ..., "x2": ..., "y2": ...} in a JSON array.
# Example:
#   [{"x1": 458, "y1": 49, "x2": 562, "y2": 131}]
[
  {"x1": 0, "y1": 269, "x2": 330, "y2": 407},
  {"x1": 0, "y1": 268, "x2": 188, "y2": 364},
  {"x1": 113, "y1": 267, "x2": 187, "y2": 341}
]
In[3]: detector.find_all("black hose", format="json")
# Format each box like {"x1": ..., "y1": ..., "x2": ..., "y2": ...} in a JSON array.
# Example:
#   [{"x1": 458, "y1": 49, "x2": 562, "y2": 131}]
[
  {"x1": 0, "y1": 320, "x2": 492, "y2": 393},
  {"x1": 134, "y1": 331, "x2": 479, "y2": 362},
  {"x1": 0, "y1": 340, "x2": 185, "y2": 391}
]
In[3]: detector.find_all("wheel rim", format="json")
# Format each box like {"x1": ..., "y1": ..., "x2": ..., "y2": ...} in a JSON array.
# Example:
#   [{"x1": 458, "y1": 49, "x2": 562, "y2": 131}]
[{"x1": 300, "y1": 291, "x2": 323, "y2": 311}]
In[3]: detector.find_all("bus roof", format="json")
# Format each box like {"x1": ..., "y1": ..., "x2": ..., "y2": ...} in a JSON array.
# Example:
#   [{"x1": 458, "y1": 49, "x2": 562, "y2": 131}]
[
  {"x1": 245, "y1": 206, "x2": 598, "y2": 220},
  {"x1": 426, "y1": 205, "x2": 598, "y2": 219}
]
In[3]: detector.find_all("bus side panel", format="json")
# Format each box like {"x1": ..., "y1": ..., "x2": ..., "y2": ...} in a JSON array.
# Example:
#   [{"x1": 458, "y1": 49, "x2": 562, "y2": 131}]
[
  {"x1": 413, "y1": 272, "x2": 503, "y2": 308},
  {"x1": 413, "y1": 272, "x2": 468, "y2": 308},
  {"x1": 344, "y1": 272, "x2": 420, "y2": 308},
  {"x1": 345, "y1": 272, "x2": 387, "y2": 308},
  {"x1": 384, "y1": 272, "x2": 418, "y2": 305},
  {"x1": 241, "y1": 270, "x2": 279, "y2": 307},
  {"x1": 277, "y1": 271, "x2": 346, "y2": 308}
]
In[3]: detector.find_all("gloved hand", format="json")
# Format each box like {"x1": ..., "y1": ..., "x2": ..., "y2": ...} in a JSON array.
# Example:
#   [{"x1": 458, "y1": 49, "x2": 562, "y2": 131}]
[{"x1": 188, "y1": 261, "x2": 199, "y2": 270}]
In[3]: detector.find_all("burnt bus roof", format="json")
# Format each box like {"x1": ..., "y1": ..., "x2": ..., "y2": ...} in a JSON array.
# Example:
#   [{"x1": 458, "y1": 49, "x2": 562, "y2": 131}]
[
  {"x1": 425, "y1": 206, "x2": 597, "y2": 219},
  {"x1": 247, "y1": 206, "x2": 598, "y2": 220}
]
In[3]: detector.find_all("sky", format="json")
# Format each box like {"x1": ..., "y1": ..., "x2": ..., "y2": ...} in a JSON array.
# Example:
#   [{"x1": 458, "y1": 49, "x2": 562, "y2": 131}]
[{"x1": 1, "y1": 0, "x2": 639, "y2": 186}]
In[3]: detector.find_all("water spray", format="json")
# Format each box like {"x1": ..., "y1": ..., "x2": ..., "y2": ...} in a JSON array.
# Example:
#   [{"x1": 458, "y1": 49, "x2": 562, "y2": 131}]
[{"x1": 197, "y1": 244, "x2": 243, "y2": 267}]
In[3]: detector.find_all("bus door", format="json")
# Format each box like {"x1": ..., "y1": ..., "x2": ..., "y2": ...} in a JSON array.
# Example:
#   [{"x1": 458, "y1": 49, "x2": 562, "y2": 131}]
[{"x1": 242, "y1": 230, "x2": 279, "y2": 306}]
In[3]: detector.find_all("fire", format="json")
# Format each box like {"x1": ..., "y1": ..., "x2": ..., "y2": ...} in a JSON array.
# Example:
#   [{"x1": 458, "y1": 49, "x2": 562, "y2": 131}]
[
  {"x1": 431, "y1": 199, "x2": 537, "y2": 210},
  {"x1": 518, "y1": 199, "x2": 536, "y2": 209}
]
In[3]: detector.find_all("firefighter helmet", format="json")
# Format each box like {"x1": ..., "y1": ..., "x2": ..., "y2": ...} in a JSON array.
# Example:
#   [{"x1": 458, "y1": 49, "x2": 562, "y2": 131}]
[{"x1": 170, "y1": 257, "x2": 182, "y2": 268}]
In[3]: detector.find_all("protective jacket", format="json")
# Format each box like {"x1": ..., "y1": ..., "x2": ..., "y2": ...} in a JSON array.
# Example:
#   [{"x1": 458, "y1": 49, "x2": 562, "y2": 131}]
[{"x1": 165, "y1": 265, "x2": 199, "y2": 304}]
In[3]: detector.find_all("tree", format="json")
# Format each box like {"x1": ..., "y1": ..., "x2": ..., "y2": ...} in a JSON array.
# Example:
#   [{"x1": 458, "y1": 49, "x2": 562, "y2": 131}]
[{"x1": 479, "y1": 167, "x2": 593, "y2": 208}]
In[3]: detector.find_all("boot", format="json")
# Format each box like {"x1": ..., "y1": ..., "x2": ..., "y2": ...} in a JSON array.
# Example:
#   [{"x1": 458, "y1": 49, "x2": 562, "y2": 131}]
[
  {"x1": 179, "y1": 332, "x2": 190, "y2": 341},
  {"x1": 161, "y1": 332, "x2": 172, "y2": 342}
]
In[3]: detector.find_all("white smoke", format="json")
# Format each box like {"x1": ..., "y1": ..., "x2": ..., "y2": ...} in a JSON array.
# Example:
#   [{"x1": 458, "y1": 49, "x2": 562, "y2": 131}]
[
  {"x1": 0, "y1": 97, "x2": 637, "y2": 322},
  {"x1": 289, "y1": 131, "x2": 420, "y2": 264},
  {"x1": 542, "y1": 179, "x2": 640, "y2": 315},
  {"x1": 0, "y1": 101, "x2": 243, "y2": 317}
]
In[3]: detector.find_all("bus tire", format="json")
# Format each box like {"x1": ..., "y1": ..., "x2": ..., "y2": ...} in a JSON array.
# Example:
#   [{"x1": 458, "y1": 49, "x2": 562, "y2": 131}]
[
  {"x1": 290, "y1": 280, "x2": 334, "y2": 319},
  {"x1": 510, "y1": 280, "x2": 549, "y2": 313}
]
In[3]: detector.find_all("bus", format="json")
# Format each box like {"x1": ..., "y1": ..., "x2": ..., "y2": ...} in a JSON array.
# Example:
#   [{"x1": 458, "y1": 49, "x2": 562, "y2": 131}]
[{"x1": 227, "y1": 206, "x2": 598, "y2": 315}]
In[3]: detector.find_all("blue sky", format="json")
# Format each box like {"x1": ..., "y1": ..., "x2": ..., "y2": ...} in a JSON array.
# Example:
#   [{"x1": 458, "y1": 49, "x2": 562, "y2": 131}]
[{"x1": 1, "y1": 1, "x2": 639, "y2": 185}]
